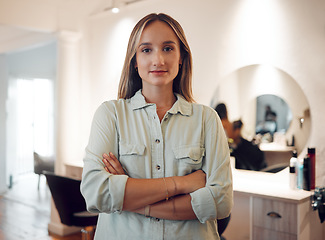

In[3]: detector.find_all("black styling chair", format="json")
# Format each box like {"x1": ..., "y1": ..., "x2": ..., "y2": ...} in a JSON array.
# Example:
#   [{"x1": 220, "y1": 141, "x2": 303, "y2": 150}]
[
  {"x1": 217, "y1": 214, "x2": 231, "y2": 240},
  {"x1": 34, "y1": 152, "x2": 55, "y2": 190},
  {"x1": 44, "y1": 172, "x2": 98, "y2": 240}
]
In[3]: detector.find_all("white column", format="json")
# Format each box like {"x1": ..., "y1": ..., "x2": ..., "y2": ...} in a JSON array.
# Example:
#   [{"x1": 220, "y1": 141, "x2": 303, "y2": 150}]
[
  {"x1": 48, "y1": 30, "x2": 83, "y2": 236},
  {"x1": 55, "y1": 30, "x2": 83, "y2": 174},
  {"x1": 0, "y1": 55, "x2": 8, "y2": 194}
]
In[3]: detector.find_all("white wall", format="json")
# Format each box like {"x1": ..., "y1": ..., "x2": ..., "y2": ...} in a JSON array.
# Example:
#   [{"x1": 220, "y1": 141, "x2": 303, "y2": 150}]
[{"x1": 81, "y1": 0, "x2": 325, "y2": 186}]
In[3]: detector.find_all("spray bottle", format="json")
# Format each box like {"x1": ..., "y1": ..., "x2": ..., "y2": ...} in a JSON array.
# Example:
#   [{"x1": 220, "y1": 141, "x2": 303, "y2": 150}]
[{"x1": 289, "y1": 150, "x2": 298, "y2": 190}]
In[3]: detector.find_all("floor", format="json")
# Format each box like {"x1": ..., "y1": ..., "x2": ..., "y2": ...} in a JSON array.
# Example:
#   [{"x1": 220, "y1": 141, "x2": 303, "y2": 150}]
[{"x1": 0, "y1": 173, "x2": 82, "y2": 240}]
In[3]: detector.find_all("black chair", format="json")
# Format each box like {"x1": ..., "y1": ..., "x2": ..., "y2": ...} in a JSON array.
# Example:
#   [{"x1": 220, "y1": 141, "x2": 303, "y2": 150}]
[
  {"x1": 260, "y1": 163, "x2": 289, "y2": 173},
  {"x1": 44, "y1": 172, "x2": 98, "y2": 240},
  {"x1": 217, "y1": 214, "x2": 231, "y2": 239},
  {"x1": 34, "y1": 152, "x2": 55, "y2": 189}
]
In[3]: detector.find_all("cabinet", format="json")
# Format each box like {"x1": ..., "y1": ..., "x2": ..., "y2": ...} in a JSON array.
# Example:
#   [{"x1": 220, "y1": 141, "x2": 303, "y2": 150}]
[
  {"x1": 252, "y1": 197, "x2": 297, "y2": 239},
  {"x1": 222, "y1": 169, "x2": 323, "y2": 240}
]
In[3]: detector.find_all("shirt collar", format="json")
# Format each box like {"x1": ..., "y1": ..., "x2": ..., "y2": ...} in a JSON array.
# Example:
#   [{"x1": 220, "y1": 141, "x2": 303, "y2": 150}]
[
  {"x1": 130, "y1": 89, "x2": 192, "y2": 116},
  {"x1": 130, "y1": 90, "x2": 152, "y2": 110},
  {"x1": 169, "y1": 93, "x2": 192, "y2": 116}
]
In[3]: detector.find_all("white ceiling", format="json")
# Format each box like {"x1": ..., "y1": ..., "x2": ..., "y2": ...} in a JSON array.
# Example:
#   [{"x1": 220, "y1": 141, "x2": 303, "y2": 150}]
[
  {"x1": 0, "y1": 25, "x2": 56, "y2": 54},
  {"x1": 0, "y1": 0, "x2": 148, "y2": 54}
]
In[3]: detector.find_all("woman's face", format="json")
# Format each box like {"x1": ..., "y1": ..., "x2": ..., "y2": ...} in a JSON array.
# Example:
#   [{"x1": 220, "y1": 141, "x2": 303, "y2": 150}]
[{"x1": 135, "y1": 20, "x2": 182, "y2": 91}]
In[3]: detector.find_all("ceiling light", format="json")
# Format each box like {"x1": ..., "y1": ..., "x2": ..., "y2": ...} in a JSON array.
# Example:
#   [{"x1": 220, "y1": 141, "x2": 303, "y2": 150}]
[{"x1": 111, "y1": 7, "x2": 120, "y2": 13}]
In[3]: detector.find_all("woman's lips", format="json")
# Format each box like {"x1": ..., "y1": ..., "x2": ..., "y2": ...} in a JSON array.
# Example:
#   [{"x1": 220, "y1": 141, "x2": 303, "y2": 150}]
[{"x1": 150, "y1": 70, "x2": 167, "y2": 75}]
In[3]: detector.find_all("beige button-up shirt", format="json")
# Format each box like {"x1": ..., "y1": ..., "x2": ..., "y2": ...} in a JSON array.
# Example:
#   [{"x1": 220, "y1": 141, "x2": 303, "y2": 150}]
[{"x1": 81, "y1": 90, "x2": 233, "y2": 240}]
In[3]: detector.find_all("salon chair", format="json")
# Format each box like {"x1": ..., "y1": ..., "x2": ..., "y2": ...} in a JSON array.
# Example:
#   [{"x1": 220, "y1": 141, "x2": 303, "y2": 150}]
[
  {"x1": 217, "y1": 214, "x2": 231, "y2": 239},
  {"x1": 260, "y1": 163, "x2": 288, "y2": 173},
  {"x1": 33, "y1": 152, "x2": 55, "y2": 189},
  {"x1": 44, "y1": 172, "x2": 98, "y2": 240}
]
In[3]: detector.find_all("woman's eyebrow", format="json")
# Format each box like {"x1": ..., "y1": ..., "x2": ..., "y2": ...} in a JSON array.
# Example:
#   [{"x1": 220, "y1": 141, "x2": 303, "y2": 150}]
[
  {"x1": 139, "y1": 42, "x2": 151, "y2": 47},
  {"x1": 163, "y1": 41, "x2": 177, "y2": 45},
  {"x1": 138, "y1": 41, "x2": 177, "y2": 47}
]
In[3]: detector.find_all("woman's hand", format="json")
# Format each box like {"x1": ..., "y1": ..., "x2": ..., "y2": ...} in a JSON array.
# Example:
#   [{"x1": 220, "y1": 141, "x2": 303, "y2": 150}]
[
  {"x1": 102, "y1": 152, "x2": 126, "y2": 175},
  {"x1": 175, "y1": 170, "x2": 206, "y2": 194}
]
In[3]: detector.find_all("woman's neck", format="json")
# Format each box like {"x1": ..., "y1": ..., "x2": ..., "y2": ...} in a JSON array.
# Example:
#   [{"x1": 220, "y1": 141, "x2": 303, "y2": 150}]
[
  {"x1": 142, "y1": 86, "x2": 176, "y2": 122},
  {"x1": 142, "y1": 87, "x2": 176, "y2": 109}
]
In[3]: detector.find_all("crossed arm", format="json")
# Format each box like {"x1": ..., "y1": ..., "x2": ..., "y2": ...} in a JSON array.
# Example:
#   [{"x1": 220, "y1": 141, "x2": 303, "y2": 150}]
[{"x1": 102, "y1": 152, "x2": 206, "y2": 220}]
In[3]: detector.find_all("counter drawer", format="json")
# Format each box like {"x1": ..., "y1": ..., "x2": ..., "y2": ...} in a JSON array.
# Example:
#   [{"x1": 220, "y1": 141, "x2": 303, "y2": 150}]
[
  {"x1": 253, "y1": 226, "x2": 297, "y2": 240},
  {"x1": 252, "y1": 197, "x2": 297, "y2": 235}
]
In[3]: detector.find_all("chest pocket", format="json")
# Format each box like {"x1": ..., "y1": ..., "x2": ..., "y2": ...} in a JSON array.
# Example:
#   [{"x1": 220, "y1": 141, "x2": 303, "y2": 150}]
[
  {"x1": 173, "y1": 145, "x2": 205, "y2": 175},
  {"x1": 119, "y1": 142, "x2": 145, "y2": 155},
  {"x1": 119, "y1": 142, "x2": 146, "y2": 178}
]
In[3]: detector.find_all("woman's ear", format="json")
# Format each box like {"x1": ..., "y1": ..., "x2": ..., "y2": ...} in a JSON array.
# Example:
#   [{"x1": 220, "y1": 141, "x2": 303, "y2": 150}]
[{"x1": 179, "y1": 58, "x2": 182, "y2": 69}]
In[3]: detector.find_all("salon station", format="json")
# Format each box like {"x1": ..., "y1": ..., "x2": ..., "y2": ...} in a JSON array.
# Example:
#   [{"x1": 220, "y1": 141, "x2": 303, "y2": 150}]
[{"x1": 0, "y1": 0, "x2": 325, "y2": 239}]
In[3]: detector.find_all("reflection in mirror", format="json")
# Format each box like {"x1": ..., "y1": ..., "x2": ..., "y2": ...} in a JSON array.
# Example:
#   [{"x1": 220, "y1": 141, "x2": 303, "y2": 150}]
[
  {"x1": 211, "y1": 64, "x2": 311, "y2": 171},
  {"x1": 255, "y1": 94, "x2": 292, "y2": 137}
]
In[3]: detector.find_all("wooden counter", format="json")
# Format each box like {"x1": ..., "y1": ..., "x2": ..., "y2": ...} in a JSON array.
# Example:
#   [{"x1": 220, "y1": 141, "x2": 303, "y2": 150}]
[{"x1": 64, "y1": 161, "x2": 83, "y2": 179}]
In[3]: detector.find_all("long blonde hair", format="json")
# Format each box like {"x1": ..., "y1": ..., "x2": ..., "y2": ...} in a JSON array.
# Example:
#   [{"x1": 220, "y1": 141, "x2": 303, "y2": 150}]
[{"x1": 118, "y1": 13, "x2": 194, "y2": 102}]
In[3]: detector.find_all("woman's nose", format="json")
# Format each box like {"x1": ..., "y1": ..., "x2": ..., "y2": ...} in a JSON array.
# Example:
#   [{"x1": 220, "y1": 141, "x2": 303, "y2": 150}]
[{"x1": 152, "y1": 51, "x2": 165, "y2": 66}]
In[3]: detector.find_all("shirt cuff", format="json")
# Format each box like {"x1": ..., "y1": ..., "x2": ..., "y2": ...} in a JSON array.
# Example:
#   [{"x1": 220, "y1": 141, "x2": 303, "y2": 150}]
[
  {"x1": 190, "y1": 187, "x2": 216, "y2": 223},
  {"x1": 108, "y1": 174, "x2": 129, "y2": 213}
]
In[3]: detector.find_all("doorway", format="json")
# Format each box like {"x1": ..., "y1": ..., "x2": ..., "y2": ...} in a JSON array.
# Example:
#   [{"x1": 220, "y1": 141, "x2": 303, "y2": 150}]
[{"x1": 6, "y1": 77, "x2": 54, "y2": 187}]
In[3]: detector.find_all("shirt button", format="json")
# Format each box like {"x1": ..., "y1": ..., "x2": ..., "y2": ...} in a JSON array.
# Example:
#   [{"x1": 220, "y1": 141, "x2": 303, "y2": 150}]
[
  {"x1": 155, "y1": 139, "x2": 160, "y2": 143},
  {"x1": 156, "y1": 165, "x2": 161, "y2": 170}
]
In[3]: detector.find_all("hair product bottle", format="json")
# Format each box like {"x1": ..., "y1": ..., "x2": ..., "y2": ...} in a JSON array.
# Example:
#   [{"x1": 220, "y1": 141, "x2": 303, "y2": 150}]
[
  {"x1": 289, "y1": 150, "x2": 298, "y2": 190},
  {"x1": 303, "y1": 156, "x2": 311, "y2": 191},
  {"x1": 297, "y1": 158, "x2": 304, "y2": 190},
  {"x1": 308, "y1": 148, "x2": 316, "y2": 190}
]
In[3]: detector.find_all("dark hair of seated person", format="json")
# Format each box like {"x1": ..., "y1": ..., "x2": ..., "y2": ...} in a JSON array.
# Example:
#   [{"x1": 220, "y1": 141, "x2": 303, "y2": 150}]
[
  {"x1": 214, "y1": 103, "x2": 228, "y2": 120},
  {"x1": 231, "y1": 120, "x2": 267, "y2": 171}
]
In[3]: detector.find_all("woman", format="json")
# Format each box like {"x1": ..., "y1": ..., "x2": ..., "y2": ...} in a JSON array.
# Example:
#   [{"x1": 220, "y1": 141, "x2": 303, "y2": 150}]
[{"x1": 81, "y1": 13, "x2": 232, "y2": 240}]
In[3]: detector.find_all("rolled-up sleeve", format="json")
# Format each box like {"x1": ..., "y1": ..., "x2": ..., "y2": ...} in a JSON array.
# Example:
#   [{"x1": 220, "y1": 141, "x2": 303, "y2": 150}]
[
  {"x1": 80, "y1": 102, "x2": 129, "y2": 214},
  {"x1": 190, "y1": 107, "x2": 233, "y2": 223}
]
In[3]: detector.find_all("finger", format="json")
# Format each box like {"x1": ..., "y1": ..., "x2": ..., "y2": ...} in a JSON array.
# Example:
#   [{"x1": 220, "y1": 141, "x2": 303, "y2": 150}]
[
  {"x1": 102, "y1": 154, "x2": 111, "y2": 168},
  {"x1": 108, "y1": 152, "x2": 118, "y2": 162},
  {"x1": 103, "y1": 153, "x2": 119, "y2": 174},
  {"x1": 103, "y1": 153, "x2": 110, "y2": 161},
  {"x1": 102, "y1": 157, "x2": 118, "y2": 174},
  {"x1": 103, "y1": 152, "x2": 117, "y2": 164},
  {"x1": 108, "y1": 152, "x2": 125, "y2": 175}
]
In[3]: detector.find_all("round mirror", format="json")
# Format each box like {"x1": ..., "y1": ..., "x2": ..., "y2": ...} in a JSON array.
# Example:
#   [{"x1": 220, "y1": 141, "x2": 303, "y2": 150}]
[{"x1": 211, "y1": 64, "x2": 310, "y2": 162}]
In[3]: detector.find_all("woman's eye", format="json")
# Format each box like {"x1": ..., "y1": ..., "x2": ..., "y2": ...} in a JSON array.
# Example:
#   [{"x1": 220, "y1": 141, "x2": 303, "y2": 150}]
[
  {"x1": 141, "y1": 48, "x2": 151, "y2": 53},
  {"x1": 164, "y1": 46, "x2": 173, "y2": 52}
]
